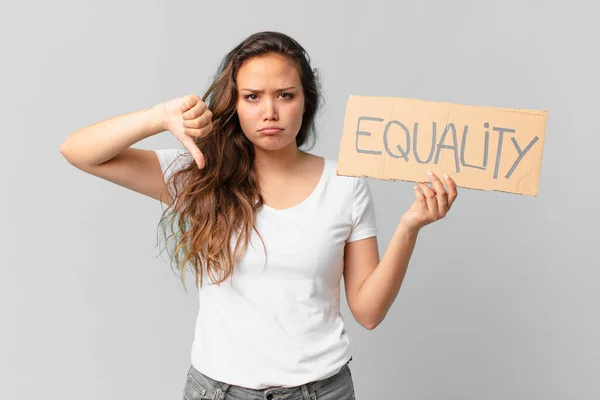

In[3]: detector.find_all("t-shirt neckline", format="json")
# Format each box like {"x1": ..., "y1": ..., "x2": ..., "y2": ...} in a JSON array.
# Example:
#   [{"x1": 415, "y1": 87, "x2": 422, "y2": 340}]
[{"x1": 261, "y1": 158, "x2": 329, "y2": 214}]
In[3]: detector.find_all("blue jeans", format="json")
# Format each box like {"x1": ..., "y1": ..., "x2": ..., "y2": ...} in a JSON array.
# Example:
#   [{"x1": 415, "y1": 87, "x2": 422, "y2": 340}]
[{"x1": 182, "y1": 359, "x2": 355, "y2": 400}]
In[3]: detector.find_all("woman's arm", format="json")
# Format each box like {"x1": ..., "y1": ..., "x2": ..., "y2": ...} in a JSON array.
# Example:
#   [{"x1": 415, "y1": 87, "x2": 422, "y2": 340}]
[
  {"x1": 344, "y1": 172, "x2": 458, "y2": 330},
  {"x1": 59, "y1": 96, "x2": 212, "y2": 205},
  {"x1": 343, "y1": 225, "x2": 417, "y2": 330}
]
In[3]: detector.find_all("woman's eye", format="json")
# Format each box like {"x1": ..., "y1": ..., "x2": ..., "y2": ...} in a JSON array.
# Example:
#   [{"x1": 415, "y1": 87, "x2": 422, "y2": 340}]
[{"x1": 244, "y1": 93, "x2": 292, "y2": 101}]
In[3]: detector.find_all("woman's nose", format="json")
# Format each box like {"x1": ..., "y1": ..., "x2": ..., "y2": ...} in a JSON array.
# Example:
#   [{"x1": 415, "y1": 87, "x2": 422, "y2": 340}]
[{"x1": 263, "y1": 99, "x2": 278, "y2": 120}]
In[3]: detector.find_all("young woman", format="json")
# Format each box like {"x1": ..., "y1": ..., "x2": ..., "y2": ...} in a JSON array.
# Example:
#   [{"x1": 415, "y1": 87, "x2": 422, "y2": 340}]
[{"x1": 60, "y1": 31, "x2": 457, "y2": 400}]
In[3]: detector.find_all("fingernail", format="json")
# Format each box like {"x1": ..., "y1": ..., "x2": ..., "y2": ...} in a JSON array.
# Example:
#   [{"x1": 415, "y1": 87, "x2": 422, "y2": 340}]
[
  {"x1": 443, "y1": 174, "x2": 449, "y2": 179},
  {"x1": 427, "y1": 170, "x2": 433, "y2": 176}
]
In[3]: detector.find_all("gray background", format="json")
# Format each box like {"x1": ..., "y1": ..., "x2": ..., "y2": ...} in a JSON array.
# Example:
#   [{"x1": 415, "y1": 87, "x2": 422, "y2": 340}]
[{"x1": 2, "y1": 0, "x2": 598, "y2": 399}]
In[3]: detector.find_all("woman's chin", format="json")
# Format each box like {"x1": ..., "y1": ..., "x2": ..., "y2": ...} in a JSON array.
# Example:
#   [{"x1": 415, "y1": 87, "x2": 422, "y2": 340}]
[{"x1": 252, "y1": 137, "x2": 297, "y2": 153}]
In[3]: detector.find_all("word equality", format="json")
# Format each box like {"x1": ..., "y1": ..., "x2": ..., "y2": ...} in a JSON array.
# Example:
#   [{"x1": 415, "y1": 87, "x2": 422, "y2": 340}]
[{"x1": 355, "y1": 116, "x2": 540, "y2": 179}]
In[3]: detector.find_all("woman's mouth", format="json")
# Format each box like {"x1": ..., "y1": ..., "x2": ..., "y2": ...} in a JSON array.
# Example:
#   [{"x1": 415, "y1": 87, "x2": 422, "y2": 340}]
[{"x1": 259, "y1": 127, "x2": 283, "y2": 135}]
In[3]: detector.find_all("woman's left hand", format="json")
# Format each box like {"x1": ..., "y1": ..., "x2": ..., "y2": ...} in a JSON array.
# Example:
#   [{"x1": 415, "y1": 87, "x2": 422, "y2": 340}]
[{"x1": 399, "y1": 170, "x2": 458, "y2": 233}]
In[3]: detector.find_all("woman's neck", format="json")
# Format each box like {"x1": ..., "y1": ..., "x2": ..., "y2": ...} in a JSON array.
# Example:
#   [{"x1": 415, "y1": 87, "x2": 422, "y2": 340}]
[{"x1": 253, "y1": 145, "x2": 308, "y2": 183}]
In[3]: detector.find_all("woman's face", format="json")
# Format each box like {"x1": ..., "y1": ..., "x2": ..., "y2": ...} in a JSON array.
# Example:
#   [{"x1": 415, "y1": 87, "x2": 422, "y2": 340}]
[{"x1": 235, "y1": 53, "x2": 305, "y2": 153}]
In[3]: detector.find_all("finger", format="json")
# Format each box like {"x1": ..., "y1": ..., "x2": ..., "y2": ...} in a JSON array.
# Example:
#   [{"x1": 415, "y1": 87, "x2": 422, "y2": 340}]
[
  {"x1": 183, "y1": 122, "x2": 213, "y2": 138},
  {"x1": 443, "y1": 174, "x2": 458, "y2": 209},
  {"x1": 183, "y1": 111, "x2": 212, "y2": 129},
  {"x1": 413, "y1": 184, "x2": 427, "y2": 210},
  {"x1": 418, "y1": 182, "x2": 437, "y2": 215},
  {"x1": 427, "y1": 170, "x2": 449, "y2": 214},
  {"x1": 179, "y1": 135, "x2": 205, "y2": 169},
  {"x1": 182, "y1": 101, "x2": 207, "y2": 120},
  {"x1": 180, "y1": 95, "x2": 200, "y2": 114}
]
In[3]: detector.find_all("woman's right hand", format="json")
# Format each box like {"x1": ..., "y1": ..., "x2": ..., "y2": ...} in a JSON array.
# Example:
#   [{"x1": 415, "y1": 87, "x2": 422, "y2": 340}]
[{"x1": 163, "y1": 94, "x2": 213, "y2": 169}]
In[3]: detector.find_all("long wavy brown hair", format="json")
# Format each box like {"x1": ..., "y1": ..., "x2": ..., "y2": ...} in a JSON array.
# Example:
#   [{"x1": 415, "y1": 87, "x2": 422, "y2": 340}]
[{"x1": 156, "y1": 31, "x2": 322, "y2": 290}]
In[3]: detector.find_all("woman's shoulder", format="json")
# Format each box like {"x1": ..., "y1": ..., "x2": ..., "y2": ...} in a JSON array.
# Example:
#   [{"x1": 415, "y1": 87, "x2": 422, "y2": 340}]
[{"x1": 322, "y1": 157, "x2": 372, "y2": 202}]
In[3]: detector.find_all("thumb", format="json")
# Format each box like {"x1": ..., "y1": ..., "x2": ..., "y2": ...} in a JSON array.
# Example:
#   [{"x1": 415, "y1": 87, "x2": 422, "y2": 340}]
[{"x1": 179, "y1": 135, "x2": 205, "y2": 169}]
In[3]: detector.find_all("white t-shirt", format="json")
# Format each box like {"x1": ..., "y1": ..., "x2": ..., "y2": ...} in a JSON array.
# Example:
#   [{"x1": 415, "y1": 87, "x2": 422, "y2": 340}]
[{"x1": 154, "y1": 148, "x2": 377, "y2": 389}]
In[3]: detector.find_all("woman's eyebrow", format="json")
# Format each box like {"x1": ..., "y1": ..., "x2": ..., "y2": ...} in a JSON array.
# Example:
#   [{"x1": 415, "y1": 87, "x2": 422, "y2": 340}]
[{"x1": 239, "y1": 86, "x2": 297, "y2": 93}]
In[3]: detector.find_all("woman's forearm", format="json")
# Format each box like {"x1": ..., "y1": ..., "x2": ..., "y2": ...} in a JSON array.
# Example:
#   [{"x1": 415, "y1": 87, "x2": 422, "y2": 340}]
[
  {"x1": 60, "y1": 103, "x2": 167, "y2": 166},
  {"x1": 356, "y1": 223, "x2": 419, "y2": 329}
]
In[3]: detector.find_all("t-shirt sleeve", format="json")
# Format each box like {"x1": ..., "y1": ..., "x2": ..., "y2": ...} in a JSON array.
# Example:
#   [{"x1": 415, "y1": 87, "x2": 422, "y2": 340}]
[
  {"x1": 154, "y1": 148, "x2": 192, "y2": 197},
  {"x1": 347, "y1": 177, "x2": 377, "y2": 243}
]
